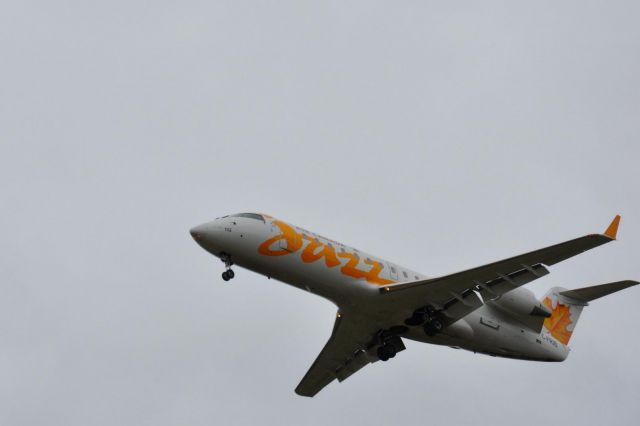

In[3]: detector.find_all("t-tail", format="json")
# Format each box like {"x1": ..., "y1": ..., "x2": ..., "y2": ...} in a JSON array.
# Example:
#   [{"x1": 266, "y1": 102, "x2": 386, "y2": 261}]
[{"x1": 541, "y1": 280, "x2": 639, "y2": 346}]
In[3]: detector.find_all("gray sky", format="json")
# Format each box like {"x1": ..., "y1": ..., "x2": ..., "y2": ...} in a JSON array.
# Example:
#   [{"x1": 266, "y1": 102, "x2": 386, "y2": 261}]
[{"x1": 2, "y1": 1, "x2": 639, "y2": 425}]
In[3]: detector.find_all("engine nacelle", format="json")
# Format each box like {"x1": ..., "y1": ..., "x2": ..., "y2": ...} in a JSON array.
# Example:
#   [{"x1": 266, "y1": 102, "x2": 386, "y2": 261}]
[{"x1": 491, "y1": 287, "x2": 552, "y2": 318}]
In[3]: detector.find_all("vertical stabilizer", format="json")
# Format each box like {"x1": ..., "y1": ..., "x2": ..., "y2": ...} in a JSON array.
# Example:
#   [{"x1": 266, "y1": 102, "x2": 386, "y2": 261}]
[
  {"x1": 541, "y1": 280, "x2": 639, "y2": 346},
  {"x1": 540, "y1": 287, "x2": 585, "y2": 346}
]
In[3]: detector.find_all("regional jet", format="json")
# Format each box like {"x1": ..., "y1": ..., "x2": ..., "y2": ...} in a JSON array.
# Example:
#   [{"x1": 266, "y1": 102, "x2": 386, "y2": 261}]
[{"x1": 190, "y1": 213, "x2": 637, "y2": 397}]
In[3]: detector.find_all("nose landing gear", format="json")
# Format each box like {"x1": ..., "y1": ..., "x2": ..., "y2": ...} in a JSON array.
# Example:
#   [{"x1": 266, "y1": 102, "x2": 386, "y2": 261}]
[{"x1": 220, "y1": 253, "x2": 235, "y2": 281}]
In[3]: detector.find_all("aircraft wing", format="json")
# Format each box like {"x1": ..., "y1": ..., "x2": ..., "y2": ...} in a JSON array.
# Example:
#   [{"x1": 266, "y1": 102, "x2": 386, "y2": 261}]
[
  {"x1": 379, "y1": 215, "x2": 622, "y2": 326},
  {"x1": 295, "y1": 311, "x2": 380, "y2": 397}
]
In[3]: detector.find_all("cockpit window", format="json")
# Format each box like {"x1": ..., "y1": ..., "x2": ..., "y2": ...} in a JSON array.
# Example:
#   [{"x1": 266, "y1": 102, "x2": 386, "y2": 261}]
[{"x1": 230, "y1": 213, "x2": 265, "y2": 222}]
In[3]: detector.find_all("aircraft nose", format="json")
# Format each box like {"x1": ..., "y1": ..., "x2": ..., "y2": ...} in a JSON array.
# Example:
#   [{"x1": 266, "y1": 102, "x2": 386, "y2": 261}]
[
  {"x1": 189, "y1": 224, "x2": 207, "y2": 241},
  {"x1": 190, "y1": 223, "x2": 214, "y2": 244},
  {"x1": 190, "y1": 222, "x2": 225, "y2": 254}
]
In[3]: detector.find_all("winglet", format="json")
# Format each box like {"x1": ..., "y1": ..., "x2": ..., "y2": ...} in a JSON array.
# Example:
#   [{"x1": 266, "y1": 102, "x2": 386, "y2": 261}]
[{"x1": 604, "y1": 215, "x2": 621, "y2": 240}]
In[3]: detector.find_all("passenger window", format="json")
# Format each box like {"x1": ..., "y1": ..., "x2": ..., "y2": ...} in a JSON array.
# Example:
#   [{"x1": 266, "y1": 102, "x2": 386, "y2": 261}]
[
  {"x1": 390, "y1": 266, "x2": 396, "y2": 273},
  {"x1": 403, "y1": 271, "x2": 408, "y2": 278},
  {"x1": 415, "y1": 275, "x2": 419, "y2": 280}
]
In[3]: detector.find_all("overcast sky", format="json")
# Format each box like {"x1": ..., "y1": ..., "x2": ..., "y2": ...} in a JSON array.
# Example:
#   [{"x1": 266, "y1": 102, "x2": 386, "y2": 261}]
[{"x1": 2, "y1": 1, "x2": 639, "y2": 425}]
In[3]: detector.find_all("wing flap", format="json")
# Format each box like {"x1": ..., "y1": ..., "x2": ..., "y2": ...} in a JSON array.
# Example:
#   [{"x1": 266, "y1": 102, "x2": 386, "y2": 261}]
[
  {"x1": 335, "y1": 349, "x2": 370, "y2": 382},
  {"x1": 442, "y1": 290, "x2": 483, "y2": 321},
  {"x1": 476, "y1": 263, "x2": 550, "y2": 300}
]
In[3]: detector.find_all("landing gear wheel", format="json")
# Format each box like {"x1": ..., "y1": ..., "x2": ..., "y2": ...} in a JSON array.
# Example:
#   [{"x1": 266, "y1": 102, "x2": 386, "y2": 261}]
[
  {"x1": 430, "y1": 318, "x2": 443, "y2": 332},
  {"x1": 377, "y1": 344, "x2": 397, "y2": 361},
  {"x1": 423, "y1": 318, "x2": 444, "y2": 336},
  {"x1": 222, "y1": 271, "x2": 230, "y2": 281},
  {"x1": 405, "y1": 305, "x2": 438, "y2": 326},
  {"x1": 423, "y1": 324, "x2": 436, "y2": 336},
  {"x1": 227, "y1": 269, "x2": 235, "y2": 279},
  {"x1": 404, "y1": 313, "x2": 425, "y2": 326},
  {"x1": 385, "y1": 345, "x2": 397, "y2": 358},
  {"x1": 377, "y1": 346, "x2": 390, "y2": 361}
]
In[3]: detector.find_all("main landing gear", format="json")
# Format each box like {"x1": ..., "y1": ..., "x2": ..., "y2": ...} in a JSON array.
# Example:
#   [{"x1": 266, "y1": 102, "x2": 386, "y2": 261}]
[
  {"x1": 423, "y1": 317, "x2": 444, "y2": 336},
  {"x1": 405, "y1": 305, "x2": 445, "y2": 336},
  {"x1": 375, "y1": 329, "x2": 407, "y2": 362},
  {"x1": 377, "y1": 344, "x2": 397, "y2": 361},
  {"x1": 220, "y1": 253, "x2": 235, "y2": 282}
]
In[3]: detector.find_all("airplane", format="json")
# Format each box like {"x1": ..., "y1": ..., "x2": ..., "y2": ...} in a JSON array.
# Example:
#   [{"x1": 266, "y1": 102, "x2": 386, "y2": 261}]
[{"x1": 189, "y1": 213, "x2": 638, "y2": 397}]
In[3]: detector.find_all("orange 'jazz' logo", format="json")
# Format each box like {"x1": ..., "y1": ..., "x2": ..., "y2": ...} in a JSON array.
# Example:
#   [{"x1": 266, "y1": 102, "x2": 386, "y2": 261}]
[
  {"x1": 258, "y1": 220, "x2": 394, "y2": 285},
  {"x1": 542, "y1": 297, "x2": 574, "y2": 345}
]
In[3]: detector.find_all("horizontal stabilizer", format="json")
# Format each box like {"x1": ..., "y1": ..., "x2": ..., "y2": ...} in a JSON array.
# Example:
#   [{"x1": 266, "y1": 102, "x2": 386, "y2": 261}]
[{"x1": 560, "y1": 280, "x2": 639, "y2": 302}]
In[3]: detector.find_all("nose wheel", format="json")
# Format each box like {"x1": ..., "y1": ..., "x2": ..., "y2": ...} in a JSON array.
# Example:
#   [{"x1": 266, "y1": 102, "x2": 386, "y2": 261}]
[{"x1": 220, "y1": 253, "x2": 235, "y2": 282}]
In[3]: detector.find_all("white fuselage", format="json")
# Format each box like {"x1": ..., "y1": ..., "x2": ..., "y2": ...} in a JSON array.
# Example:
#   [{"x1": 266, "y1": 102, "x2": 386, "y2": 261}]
[{"x1": 190, "y1": 214, "x2": 569, "y2": 362}]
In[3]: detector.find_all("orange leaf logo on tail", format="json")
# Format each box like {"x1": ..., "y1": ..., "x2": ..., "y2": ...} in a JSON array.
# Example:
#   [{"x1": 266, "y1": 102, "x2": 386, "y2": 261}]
[{"x1": 543, "y1": 297, "x2": 573, "y2": 345}]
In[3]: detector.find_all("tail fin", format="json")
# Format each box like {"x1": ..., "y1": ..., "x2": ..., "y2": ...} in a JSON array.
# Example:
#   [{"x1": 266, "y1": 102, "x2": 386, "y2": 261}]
[
  {"x1": 541, "y1": 280, "x2": 638, "y2": 345},
  {"x1": 541, "y1": 287, "x2": 584, "y2": 345}
]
